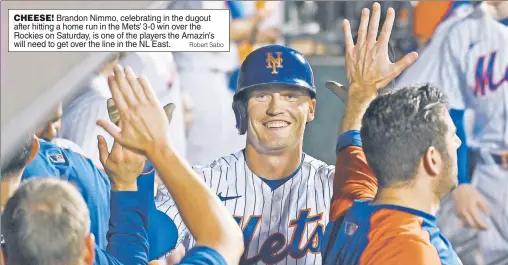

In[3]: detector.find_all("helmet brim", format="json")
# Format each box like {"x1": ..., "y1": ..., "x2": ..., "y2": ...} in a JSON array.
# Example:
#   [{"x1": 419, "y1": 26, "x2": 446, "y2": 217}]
[{"x1": 234, "y1": 79, "x2": 316, "y2": 100}]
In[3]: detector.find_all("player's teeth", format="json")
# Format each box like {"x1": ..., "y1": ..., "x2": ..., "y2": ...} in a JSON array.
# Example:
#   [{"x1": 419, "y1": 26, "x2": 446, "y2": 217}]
[{"x1": 265, "y1": 121, "x2": 289, "y2": 128}]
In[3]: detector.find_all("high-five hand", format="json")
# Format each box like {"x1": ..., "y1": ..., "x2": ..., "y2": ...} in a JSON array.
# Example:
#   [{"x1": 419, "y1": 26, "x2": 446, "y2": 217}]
[
  {"x1": 97, "y1": 65, "x2": 176, "y2": 157},
  {"x1": 343, "y1": 2, "x2": 418, "y2": 98},
  {"x1": 339, "y1": 2, "x2": 418, "y2": 133},
  {"x1": 98, "y1": 134, "x2": 145, "y2": 191}
]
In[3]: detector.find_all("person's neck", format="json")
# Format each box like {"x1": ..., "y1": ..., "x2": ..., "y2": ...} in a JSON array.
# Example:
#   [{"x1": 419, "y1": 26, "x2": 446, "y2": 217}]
[
  {"x1": 485, "y1": 2, "x2": 508, "y2": 20},
  {"x1": 373, "y1": 184, "x2": 440, "y2": 216},
  {"x1": 245, "y1": 143, "x2": 303, "y2": 180}
]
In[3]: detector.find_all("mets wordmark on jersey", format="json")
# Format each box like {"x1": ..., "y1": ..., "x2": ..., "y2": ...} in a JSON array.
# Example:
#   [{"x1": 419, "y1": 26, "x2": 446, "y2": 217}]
[{"x1": 156, "y1": 150, "x2": 335, "y2": 265}]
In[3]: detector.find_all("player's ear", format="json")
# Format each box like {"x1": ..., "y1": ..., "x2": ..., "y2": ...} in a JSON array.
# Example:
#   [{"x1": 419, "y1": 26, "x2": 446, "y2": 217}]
[
  {"x1": 422, "y1": 146, "x2": 441, "y2": 177},
  {"x1": 83, "y1": 233, "x2": 95, "y2": 265},
  {"x1": 307, "y1": 98, "x2": 317, "y2": 122}
]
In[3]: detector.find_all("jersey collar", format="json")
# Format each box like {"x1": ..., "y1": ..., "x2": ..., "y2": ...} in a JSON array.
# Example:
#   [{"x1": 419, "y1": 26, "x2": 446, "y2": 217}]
[{"x1": 499, "y1": 17, "x2": 508, "y2": 26}]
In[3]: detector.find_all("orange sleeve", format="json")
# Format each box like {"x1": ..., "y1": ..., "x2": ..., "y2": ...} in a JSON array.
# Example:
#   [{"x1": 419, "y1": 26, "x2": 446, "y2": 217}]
[
  {"x1": 362, "y1": 235, "x2": 442, "y2": 265},
  {"x1": 413, "y1": 1, "x2": 453, "y2": 40},
  {"x1": 330, "y1": 146, "x2": 378, "y2": 220}
]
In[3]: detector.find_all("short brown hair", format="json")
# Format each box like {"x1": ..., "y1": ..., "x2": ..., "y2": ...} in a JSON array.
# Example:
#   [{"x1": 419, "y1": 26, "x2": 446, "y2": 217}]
[{"x1": 360, "y1": 83, "x2": 449, "y2": 188}]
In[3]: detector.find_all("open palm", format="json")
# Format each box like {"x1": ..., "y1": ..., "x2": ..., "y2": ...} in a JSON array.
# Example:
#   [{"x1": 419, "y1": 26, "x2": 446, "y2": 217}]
[
  {"x1": 98, "y1": 134, "x2": 145, "y2": 190},
  {"x1": 343, "y1": 3, "x2": 418, "y2": 95},
  {"x1": 97, "y1": 65, "x2": 174, "y2": 156}
]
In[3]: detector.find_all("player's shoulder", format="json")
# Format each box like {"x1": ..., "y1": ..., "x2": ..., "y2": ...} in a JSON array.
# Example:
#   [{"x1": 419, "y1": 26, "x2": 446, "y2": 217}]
[
  {"x1": 32, "y1": 138, "x2": 103, "y2": 174},
  {"x1": 36, "y1": 138, "x2": 79, "y2": 160},
  {"x1": 362, "y1": 235, "x2": 442, "y2": 265},
  {"x1": 301, "y1": 153, "x2": 335, "y2": 177},
  {"x1": 326, "y1": 201, "x2": 446, "y2": 265},
  {"x1": 192, "y1": 150, "x2": 245, "y2": 172},
  {"x1": 446, "y1": 4, "x2": 488, "y2": 36},
  {"x1": 358, "y1": 202, "x2": 462, "y2": 264},
  {"x1": 432, "y1": 3, "x2": 473, "y2": 37},
  {"x1": 302, "y1": 152, "x2": 333, "y2": 168},
  {"x1": 357, "y1": 205, "x2": 444, "y2": 264},
  {"x1": 51, "y1": 138, "x2": 86, "y2": 155},
  {"x1": 24, "y1": 139, "x2": 80, "y2": 178},
  {"x1": 344, "y1": 201, "x2": 433, "y2": 241}
]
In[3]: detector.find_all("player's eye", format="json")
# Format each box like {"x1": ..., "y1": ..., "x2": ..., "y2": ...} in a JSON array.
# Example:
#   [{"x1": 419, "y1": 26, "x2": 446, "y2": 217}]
[
  {"x1": 283, "y1": 94, "x2": 299, "y2": 101},
  {"x1": 254, "y1": 94, "x2": 269, "y2": 101}
]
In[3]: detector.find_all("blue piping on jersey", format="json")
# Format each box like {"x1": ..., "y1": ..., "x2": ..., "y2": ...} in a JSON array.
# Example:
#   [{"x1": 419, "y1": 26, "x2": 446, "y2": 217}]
[
  {"x1": 499, "y1": 17, "x2": 508, "y2": 26},
  {"x1": 259, "y1": 175, "x2": 292, "y2": 191},
  {"x1": 450, "y1": 109, "x2": 470, "y2": 184},
  {"x1": 366, "y1": 202, "x2": 437, "y2": 222},
  {"x1": 421, "y1": 215, "x2": 461, "y2": 264}
]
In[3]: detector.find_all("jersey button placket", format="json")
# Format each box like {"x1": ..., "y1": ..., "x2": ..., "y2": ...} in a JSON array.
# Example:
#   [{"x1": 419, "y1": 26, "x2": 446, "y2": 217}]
[{"x1": 271, "y1": 191, "x2": 282, "y2": 224}]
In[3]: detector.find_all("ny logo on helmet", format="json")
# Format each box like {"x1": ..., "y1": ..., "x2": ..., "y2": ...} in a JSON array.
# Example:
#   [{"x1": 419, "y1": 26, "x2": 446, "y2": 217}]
[{"x1": 266, "y1": 52, "x2": 283, "y2": 74}]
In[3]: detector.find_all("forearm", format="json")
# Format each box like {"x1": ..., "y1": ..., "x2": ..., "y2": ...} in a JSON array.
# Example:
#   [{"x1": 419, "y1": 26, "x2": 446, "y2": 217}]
[
  {"x1": 95, "y1": 246, "x2": 142, "y2": 265},
  {"x1": 96, "y1": 192, "x2": 149, "y2": 265},
  {"x1": 331, "y1": 131, "x2": 377, "y2": 220},
  {"x1": 339, "y1": 83, "x2": 377, "y2": 133},
  {"x1": 332, "y1": 83, "x2": 378, "y2": 220},
  {"x1": 147, "y1": 146, "x2": 243, "y2": 265},
  {"x1": 95, "y1": 246, "x2": 123, "y2": 265}
]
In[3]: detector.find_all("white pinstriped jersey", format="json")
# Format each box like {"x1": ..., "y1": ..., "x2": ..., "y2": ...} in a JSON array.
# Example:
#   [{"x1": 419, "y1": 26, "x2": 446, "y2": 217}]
[
  {"x1": 156, "y1": 150, "x2": 335, "y2": 265},
  {"x1": 398, "y1": 4, "x2": 508, "y2": 151}
]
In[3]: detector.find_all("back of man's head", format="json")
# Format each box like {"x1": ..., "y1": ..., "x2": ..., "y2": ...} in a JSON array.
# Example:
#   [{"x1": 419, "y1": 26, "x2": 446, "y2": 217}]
[
  {"x1": 1, "y1": 178, "x2": 91, "y2": 265},
  {"x1": 360, "y1": 84, "x2": 448, "y2": 188}
]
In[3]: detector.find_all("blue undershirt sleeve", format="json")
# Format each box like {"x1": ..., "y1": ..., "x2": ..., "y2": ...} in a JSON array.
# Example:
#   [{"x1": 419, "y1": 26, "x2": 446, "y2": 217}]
[{"x1": 94, "y1": 191, "x2": 149, "y2": 265}]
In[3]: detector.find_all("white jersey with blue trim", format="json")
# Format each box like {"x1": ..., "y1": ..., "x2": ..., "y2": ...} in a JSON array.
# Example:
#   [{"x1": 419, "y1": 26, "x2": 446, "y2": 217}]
[
  {"x1": 156, "y1": 150, "x2": 335, "y2": 265},
  {"x1": 399, "y1": 4, "x2": 508, "y2": 151}
]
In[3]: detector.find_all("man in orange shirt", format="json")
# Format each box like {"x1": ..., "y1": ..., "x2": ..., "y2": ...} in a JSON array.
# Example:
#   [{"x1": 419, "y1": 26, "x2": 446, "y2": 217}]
[{"x1": 322, "y1": 2, "x2": 463, "y2": 265}]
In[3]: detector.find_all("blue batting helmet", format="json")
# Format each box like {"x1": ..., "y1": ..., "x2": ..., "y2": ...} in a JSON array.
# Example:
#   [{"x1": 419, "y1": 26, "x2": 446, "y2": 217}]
[{"x1": 232, "y1": 45, "x2": 316, "y2": 135}]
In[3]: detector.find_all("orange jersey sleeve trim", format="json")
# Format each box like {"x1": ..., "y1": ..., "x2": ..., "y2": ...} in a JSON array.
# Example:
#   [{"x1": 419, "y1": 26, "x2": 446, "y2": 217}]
[{"x1": 330, "y1": 146, "x2": 378, "y2": 220}]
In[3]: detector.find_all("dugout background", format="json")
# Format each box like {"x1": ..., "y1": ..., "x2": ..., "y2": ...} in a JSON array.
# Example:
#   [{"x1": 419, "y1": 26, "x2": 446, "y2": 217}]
[{"x1": 303, "y1": 58, "x2": 347, "y2": 165}]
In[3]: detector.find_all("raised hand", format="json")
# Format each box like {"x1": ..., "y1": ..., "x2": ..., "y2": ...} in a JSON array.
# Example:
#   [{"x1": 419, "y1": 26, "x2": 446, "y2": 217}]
[
  {"x1": 336, "y1": 3, "x2": 418, "y2": 133},
  {"x1": 343, "y1": 2, "x2": 418, "y2": 96},
  {"x1": 97, "y1": 65, "x2": 176, "y2": 157},
  {"x1": 98, "y1": 134, "x2": 145, "y2": 191}
]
